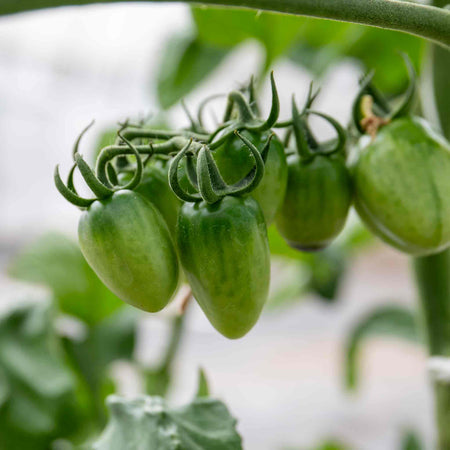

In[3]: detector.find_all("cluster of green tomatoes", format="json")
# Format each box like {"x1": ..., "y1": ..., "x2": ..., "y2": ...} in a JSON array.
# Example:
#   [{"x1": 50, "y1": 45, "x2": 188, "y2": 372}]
[{"x1": 55, "y1": 59, "x2": 450, "y2": 339}]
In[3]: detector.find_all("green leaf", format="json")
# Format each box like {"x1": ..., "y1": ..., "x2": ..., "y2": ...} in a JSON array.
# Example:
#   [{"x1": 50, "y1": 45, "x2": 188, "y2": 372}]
[
  {"x1": 288, "y1": 17, "x2": 425, "y2": 94},
  {"x1": 196, "y1": 368, "x2": 210, "y2": 398},
  {"x1": 192, "y1": 7, "x2": 303, "y2": 70},
  {"x1": 62, "y1": 308, "x2": 137, "y2": 422},
  {"x1": 9, "y1": 233, "x2": 123, "y2": 326},
  {"x1": 401, "y1": 431, "x2": 423, "y2": 450},
  {"x1": 0, "y1": 301, "x2": 80, "y2": 449},
  {"x1": 156, "y1": 32, "x2": 229, "y2": 109},
  {"x1": 90, "y1": 395, "x2": 243, "y2": 450},
  {"x1": 344, "y1": 305, "x2": 421, "y2": 391}
]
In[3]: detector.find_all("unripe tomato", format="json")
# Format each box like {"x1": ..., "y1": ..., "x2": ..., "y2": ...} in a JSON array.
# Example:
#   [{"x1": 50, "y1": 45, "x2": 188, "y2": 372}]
[
  {"x1": 78, "y1": 190, "x2": 179, "y2": 312},
  {"x1": 120, "y1": 159, "x2": 181, "y2": 235},
  {"x1": 276, "y1": 153, "x2": 352, "y2": 251},
  {"x1": 177, "y1": 196, "x2": 270, "y2": 339},
  {"x1": 212, "y1": 131, "x2": 287, "y2": 224},
  {"x1": 352, "y1": 116, "x2": 450, "y2": 256}
]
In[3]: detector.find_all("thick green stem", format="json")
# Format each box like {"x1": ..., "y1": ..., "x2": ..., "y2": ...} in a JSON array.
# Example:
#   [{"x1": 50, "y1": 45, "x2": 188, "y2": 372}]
[
  {"x1": 414, "y1": 252, "x2": 450, "y2": 449},
  {"x1": 414, "y1": 1, "x2": 450, "y2": 446},
  {"x1": 435, "y1": 380, "x2": 450, "y2": 449},
  {"x1": 1, "y1": 0, "x2": 450, "y2": 48},
  {"x1": 413, "y1": 252, "x2": 450, "y2": 357}
]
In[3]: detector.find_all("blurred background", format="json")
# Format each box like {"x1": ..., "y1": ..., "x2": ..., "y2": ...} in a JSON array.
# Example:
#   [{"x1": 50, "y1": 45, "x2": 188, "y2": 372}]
[{"x1": 0, "y1": 3, "x2": 434, "y2": 449}]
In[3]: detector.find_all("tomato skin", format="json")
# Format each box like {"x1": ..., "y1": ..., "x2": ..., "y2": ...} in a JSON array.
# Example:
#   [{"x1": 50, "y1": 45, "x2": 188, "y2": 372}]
[
  {"x1": 120, "y1": 160, "x2": 181, "y2": 235},
  {"x1": 212, "y1": 131, "x2": 287, "y2": 224},
  {"x1": 177, "y1": 196, "x2": 270, "y2": 339},
  {"x1": 352, "y1": 116, "x2": 450, "y2": 256},
  {"x1": 78, "y1": 190, "x2": 179, "y2": 312},
  {"x1": 276, "y1": 154, "x2": 352, "y2": 251}
]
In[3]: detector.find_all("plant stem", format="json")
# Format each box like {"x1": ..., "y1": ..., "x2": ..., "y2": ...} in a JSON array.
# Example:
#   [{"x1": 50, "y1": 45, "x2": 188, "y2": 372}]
[
  {"x1": 413, "y1": 252, "x2": 450, "y2": 357},
  {"x1": 1, "y1": 0, "x2": 450, "y2": 48},
  {"x1": 414, "y1": 1, "x2": 450, "y2": 446},
  {"x1": 414, "y1": 252, "x2": 450, "y2": 449}
]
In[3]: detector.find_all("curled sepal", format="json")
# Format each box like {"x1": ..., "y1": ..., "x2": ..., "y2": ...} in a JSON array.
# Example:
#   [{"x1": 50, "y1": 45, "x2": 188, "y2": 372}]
[
  {"x1": 106, "y1": 163, "x2": 119, "y2": 186},
  {"x1": 197, "y1": 133, "x2": 267, "y2": 204},
  {"x1": 233, "y1": 131, "x2": 269, "y2": 191},
  {"x1": 248, "y1": 71, "x2": 280, "y2": 132},
  {"x1": 74, "y1": 153, "x2": 114, "y2": 199},
  {"x1": 168, "y1": 140, "x2": 203, "y2": 203},
  {"x1": 67, "y1": 163, "x2": 78, "y2": 194},
  {"x1": 390, "y1": 53, "x2": 417, "y2": 120},
  {"x1": 292, "y1": 96, "x2": 314, "y2": 161},
  {"x1": 197, "y1": 146, "x2": 229, "y2": 204},
  {"x1": 186, "y1": 154, "x2": 199, "y2": 190},
  {"x1": 306, "y1": 110, "x2": 347, "y2": 156},
  {"x1": 54, "y1": 165, "x2": 95, "y2": 208},
  {"x1": 115, "y1": 132, "x2": 144, "y2": 192},
  {"x1": 72, "y1": 120, "x2": 95, "y2": 160}
]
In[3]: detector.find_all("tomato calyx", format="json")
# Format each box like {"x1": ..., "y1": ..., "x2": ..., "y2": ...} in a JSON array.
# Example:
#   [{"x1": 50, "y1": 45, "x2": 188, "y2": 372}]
[
  {"x1": 289, "y1": 85, "x2": 347, "y2": 163},
  {"x1": 54, "y1": 126, "x2": 145, "y2": 209},
  {"x1": 352, "y1": 53, "x2": 417, "y2": 139},
  {"x1": 207, "y1": 72, "x2": 280, "y2": 150},
  {"x1": 168, "y1": 132, "x2": 272, "y2": 204}
]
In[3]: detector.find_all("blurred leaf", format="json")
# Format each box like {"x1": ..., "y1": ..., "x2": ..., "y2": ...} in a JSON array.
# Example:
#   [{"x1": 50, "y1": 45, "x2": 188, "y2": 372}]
[
  {"x1": 0, "y1": 301, "x2": 80, "y2": 449},
  {"x1": 308, "y1": 247, "x2": 346, "y2": 301},
  {"x1": 90, "y1": 395, "x2": 242, "y2": 450},
  {"x1": 9, "y1": 233, "x2": 123, "y2": 326},
  {"x1": 344, "y1": 305, "x2": 421, "y2": 391},
  {"x1": 267, "y1": 260, "x2": 309, "y2": 310},
  {"x1": 144, "y1": 313, "x2": 186, "y2": 398},
  {"x1": 315, "y1": 442, "x2": 348, "y2": 450},
  {"x1": 192, "y1": 7, "x2": 304, "y2": 70},
  {"x1": 63, "y1": 308, "x2": 137, "y2": 422},
  {"x1": 196, "y1": 368, "x2": 210, "y2": 398},
  {"x1": 156, "y1": 32, "x2": 229, "y2": 109},
  {"x1": 268, "y1": 227, "x2": 348, "y2": 303},
  {"x1": 401, "y1": 431, "x2": 423, "y2": 450},
  {"x1": 288, "y1": 18, "x2": 425, "y2": 94},
  {"x1": 281, "y1": 439, "x2": 348, "y2": 450}
]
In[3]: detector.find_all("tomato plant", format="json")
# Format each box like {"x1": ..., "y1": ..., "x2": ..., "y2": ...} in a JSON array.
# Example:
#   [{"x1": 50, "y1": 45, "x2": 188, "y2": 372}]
[{"x1": 2, "y1": 1, "x2": 450, "y2": 449}]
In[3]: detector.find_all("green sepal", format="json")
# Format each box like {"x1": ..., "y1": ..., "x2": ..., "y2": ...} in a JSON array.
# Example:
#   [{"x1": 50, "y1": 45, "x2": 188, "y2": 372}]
[{"x1": 54, "y1": 165, "x2": 95, "y2": 208}]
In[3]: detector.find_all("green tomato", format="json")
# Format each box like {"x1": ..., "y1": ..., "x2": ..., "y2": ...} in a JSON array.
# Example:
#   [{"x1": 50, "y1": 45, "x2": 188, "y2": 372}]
[
  {"x1": 352, "y1": 116, "x2": 450, "y2": 256},
  {"x1": 212, "y1": 131, "x2": 287, "y2": 224},
  {"x1": 276, "y1": 153, "x2": 352, "y2": 251},
  {"x1": 78, "y1": 190, "x2": 179, "y2": 312},
  {"x1": 177, "y1": 196, "x2": 270, "y2": 339},
  {"x1": 120, "y1": 159, "x2": 181, "y2": 235}
]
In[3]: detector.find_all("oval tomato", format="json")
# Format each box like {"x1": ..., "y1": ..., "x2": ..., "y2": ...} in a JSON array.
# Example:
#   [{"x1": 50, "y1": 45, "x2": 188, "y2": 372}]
[
  {"x1": 276, "y1": 153, "x2": 352, "y2": 251},
  {"x1": 212, "y1": 131, "x2": 287, "y2": 224},
  {"x1": 352, "y1": 116, "x2": 450, "y2": 256},
  {"x1": 177, "y1": 196, "x2": 270, "y2": 339},
  {"x1": 78, "y1": 190, "x2": 179, "y2": 312}
]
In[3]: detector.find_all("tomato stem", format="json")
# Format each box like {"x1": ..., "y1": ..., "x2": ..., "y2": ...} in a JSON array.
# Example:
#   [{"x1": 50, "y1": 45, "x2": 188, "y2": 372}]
[
  {"x1": 413, "y1": 252, "x2": 450, "y2": 449},
  {"x1": 2, "y1": 0, "x2": 450, "y2": 48}
]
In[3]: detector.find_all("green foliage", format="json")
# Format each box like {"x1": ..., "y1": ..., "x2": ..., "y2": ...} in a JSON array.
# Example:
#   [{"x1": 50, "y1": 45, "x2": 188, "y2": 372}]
[
  {"x1": 0, "y1": 301, "x2": 79, "y2": 449},
  {"x1": 154, "y1": 6, "x2": 425, "y2": 109},
  {"x1": 89, "y1": 394, "x2": 242, "y2": 450},
  {"x1": 156, "y1": 33, "x2": 229, "y2": 109},
  {"x1": 196, "y1": 368, "x2": 210, "y2": 398},
  {"x1": 288, "y1": 19, "x2": 424, "y2": 94},
  {"x1": 401, "y1": 431, "x2": 423, "y2": 450},
  {"x1": 192, "y1": 7, "x2": 303, "y2": 70},
  {"x1": 9, "y1": 233, "x2": 123, "y2": 326},
  {"x1": 62, "y1": 308, "x2": 137, "y2": 423},
  {"x1": 344, "y1": 305, "x2": 421, "y2": 391}
]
